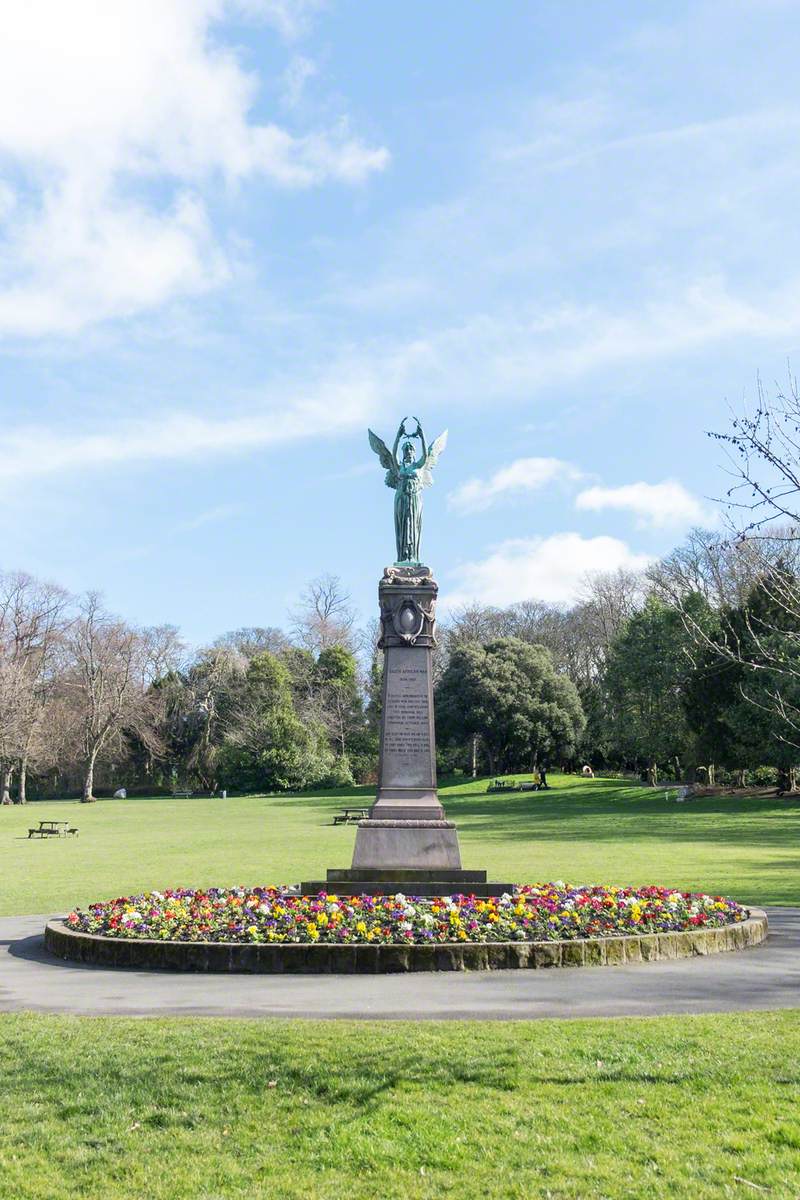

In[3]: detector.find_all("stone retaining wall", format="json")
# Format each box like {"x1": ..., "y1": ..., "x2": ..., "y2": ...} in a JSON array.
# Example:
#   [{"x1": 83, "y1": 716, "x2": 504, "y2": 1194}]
[{"x1": 43, "y1": 909, "x2": 768, "y2": 974}]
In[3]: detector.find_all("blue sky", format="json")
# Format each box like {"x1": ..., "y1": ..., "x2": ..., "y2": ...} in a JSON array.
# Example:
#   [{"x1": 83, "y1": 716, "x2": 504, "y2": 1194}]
[{"x1": 1, "y1": 0, "x2": 800, "y2": 644}]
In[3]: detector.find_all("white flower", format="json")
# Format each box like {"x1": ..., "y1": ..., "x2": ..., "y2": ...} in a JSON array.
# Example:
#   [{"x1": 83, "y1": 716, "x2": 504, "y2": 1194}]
[
  {"x1": 394, "y1": 892, "x2": 406, "y2": 903},
  {"x1": 399, "y1": 921, "x2": 413, "y2": 932}
]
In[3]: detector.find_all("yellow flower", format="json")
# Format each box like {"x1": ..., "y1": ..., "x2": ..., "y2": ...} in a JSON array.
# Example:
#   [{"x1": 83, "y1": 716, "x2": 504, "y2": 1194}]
[
  {"x1": 316, "y1": 913, "x2": 329, "y2": 926},
  {"x1": 306, "y1": 923, "x2": 319, "y2": 939},
  {"x1": 247, "y1": 925, "x2": 258, "y2": 936},
  {"x1": 356, "y1": 921, "x2": 367, "y2": 934}
]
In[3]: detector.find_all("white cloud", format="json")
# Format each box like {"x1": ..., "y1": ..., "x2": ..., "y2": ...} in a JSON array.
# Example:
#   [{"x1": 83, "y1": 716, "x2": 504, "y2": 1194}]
[
  {"x1": 448, "y1": 457, "x2": 583, "y2": 514},
  {"x1": 0, "y1": 1, "x2": 388, "y2": 337},
  {"x1": 575, "y1": 480, "x2": 711, "y2": 529},
  {"x1": 445, "y1": 533, "x2": 652, "y2": 609}
]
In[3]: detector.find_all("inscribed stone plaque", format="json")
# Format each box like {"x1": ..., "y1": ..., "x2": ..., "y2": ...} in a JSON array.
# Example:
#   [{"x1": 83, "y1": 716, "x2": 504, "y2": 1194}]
[{"x1": 379, "y1": 645, "x2": 435, "y2": 790}]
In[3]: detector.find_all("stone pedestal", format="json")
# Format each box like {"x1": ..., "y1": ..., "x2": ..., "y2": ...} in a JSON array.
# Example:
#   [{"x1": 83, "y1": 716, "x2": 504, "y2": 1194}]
[
  {"x1": 352, "y1": 565, "x2": 460, "y2": 872},
  {"x1": 300, "y1": 565, "x2": 515, "y2": 898}
]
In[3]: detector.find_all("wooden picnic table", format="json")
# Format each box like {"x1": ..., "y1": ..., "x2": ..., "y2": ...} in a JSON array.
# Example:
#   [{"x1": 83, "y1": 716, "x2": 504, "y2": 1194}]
[
  {"x1": 332, "y1": 807, "x2": 369, "y2": 825},
  {"x1": 28, "y1": 820, "x2": 79, "y2": 839}
]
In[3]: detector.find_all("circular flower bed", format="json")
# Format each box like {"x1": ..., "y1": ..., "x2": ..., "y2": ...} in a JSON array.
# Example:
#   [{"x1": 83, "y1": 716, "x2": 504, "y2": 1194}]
[{"x1": 65, "y1": 883, "x2": 747, "y2": 946}]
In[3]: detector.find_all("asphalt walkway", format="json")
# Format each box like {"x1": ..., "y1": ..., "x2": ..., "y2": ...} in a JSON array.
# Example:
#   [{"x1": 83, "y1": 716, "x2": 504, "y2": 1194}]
[{"x1": 1, "y1": 908, "x2": 798, "y2": 1020}]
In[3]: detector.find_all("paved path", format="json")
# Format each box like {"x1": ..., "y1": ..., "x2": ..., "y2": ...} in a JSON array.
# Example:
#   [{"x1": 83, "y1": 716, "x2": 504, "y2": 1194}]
[{"x1": 2, "y1": 909, "x2": 798, "y2": 1020}]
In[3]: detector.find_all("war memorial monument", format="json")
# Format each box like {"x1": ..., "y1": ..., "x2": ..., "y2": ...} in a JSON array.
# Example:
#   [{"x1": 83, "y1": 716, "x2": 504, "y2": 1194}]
[{"x1": 301, "y1": 416, "x2": 513, "y2": 898}]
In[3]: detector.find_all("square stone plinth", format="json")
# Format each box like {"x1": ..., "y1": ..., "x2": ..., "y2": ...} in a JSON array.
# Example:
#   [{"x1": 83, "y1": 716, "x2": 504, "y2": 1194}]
[{"x1": 351, "y1": 819, "x2": 462, "y2": 871}]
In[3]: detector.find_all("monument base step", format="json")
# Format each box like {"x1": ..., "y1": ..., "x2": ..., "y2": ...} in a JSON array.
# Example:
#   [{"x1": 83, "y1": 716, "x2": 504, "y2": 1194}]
[
  {"x1": 299, "y1": 869, "x2": 516, "y2": 898},
  {"x1": 328, "y1": 867, "x2": 488, "y2": 884},
  {"x1": 351, "y1": 819, "x2": 463, "y2": 871}
]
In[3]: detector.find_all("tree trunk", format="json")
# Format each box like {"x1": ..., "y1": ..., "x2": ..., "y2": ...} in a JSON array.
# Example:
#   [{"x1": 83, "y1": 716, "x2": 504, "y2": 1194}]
[
  {"x1": 471, "y1": 734, "x2": 477, "y2": 779},
  {"x1": 1, "y1": 764, "x2": 15, "y2": 805},
  {"x1": 791, "y1": 765, "x2": 798, "y2": 793},
  {"x1": 82, "y1": 751, "x2": 99, "y2": 803},
  {"x1": 18, "y1": 755, "x2": 27, "y2": 805},
  {"x1": 708, "y1": 763, "x2": 716, "y2": 787},
  {"x1": 648, "y1": 761, "x2": 658, "y2": 788}
]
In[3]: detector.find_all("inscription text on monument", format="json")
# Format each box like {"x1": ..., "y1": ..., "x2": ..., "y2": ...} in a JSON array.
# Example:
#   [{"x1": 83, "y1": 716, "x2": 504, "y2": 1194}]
[{"x1": 380, "y1": 646, "x2": 434, "y2": 789}]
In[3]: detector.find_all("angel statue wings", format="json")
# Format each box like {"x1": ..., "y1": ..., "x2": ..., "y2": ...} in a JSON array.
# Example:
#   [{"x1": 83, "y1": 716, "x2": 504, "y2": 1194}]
[{"x1": 368, "y1": 417, "x2": 448, "y2": 564}]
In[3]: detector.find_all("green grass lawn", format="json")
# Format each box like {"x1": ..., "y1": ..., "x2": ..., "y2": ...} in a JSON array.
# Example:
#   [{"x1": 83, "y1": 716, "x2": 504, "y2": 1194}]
[
  {"x1": 1, "y1": 1011, "x2": 798, "y2": 1200},
  {"x1": 2, "y1": 773, "x2": 799, "y2": 916},
  {"x1": 3, "y1": 775, "x2": 800, "y2": 1199}
]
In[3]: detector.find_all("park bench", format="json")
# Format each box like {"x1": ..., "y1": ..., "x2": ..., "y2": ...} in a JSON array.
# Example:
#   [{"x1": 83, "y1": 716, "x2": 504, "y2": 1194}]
[
  {"x1": 28, "y1": 820, "x2": 78, "y2": 838},
  {"x1": 171, "y1": 789, "x2": 193, "y2": 798},
  {"x1": 333, "y1": 807, "x2": 369, "y2": 825}
]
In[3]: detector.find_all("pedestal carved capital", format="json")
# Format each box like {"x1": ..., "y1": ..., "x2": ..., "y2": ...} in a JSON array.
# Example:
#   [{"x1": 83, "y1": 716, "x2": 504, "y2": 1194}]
[{"x1": 378, "y1": 567, "x2": 438, "y2": 648}]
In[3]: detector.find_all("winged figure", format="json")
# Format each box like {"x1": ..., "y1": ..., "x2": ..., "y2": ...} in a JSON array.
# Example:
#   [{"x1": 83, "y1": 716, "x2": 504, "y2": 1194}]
[{"x1": 368, "y1": 418, "x2": 448, "y2": 563}]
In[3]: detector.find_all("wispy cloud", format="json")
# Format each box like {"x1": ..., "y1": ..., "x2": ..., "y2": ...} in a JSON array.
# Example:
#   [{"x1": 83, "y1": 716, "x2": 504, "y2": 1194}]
[
  {"x1": 445, "y1": 533, "x2": 652, "y2": 609},
  {"x1": 0, "y1": 371, "x2": 380, "y2": 485},
  {"x1": 448, "y1": 457, "x2": 583, "y2": 514},
  {"x1": 500, "y1": 107, "x2": 800, "y2": 173},
  {"x1": 171, "y1": 504, "x2": 245, "y2": 534},
  {"x1": 280, "y1": 55, "x2": 318, "y2": 109},
  {"x1": 575, "y1": 480, "x2": 713, "y2": 530}
]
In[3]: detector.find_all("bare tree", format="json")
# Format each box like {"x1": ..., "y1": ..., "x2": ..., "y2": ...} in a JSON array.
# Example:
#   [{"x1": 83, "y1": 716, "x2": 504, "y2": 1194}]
[
  {"x1": 213, "y1": 627, "x2": 290, "y2": 659},
  {"x1": 63, "y1": 594, "x2": 178, "y2": 802},
  {"x1": 648, "y1": 526, "x2": 800, "y2": 609},
  {"x1": 711, "y1": 371, "x2": 800, "y2": 535},
  {"x1": 658, "y1": 373, "x2": 800, "y2": 747},
  {"x1": 290, "y1": 573, "x2": 356, "y2": 654},
  {"x1": 0, "y1": 572, "x2": 71, "y2": 803}
]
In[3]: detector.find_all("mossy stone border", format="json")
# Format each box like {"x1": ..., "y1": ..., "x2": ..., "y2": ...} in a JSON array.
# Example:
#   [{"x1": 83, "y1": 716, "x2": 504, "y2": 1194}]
[{"x1": 43, "y1": 909, "x2": 768, "y2": 974}]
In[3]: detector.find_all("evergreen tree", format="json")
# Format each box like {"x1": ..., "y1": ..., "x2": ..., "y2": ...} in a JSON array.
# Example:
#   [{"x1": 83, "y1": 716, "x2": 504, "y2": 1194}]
[{"x1": 436, "y1": 637, "x2": 585, "y2": 775}]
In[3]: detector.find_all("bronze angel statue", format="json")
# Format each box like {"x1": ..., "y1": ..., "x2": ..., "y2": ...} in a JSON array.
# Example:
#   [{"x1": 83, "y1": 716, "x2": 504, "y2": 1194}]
[{"x1": 368, "y1": 417, "x2": 448, "y2": 563}]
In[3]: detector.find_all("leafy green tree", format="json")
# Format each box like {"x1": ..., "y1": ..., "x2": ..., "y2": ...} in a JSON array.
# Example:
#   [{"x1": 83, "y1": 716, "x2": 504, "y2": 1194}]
[
  {"x1": 311, "y1": 645, "x2": 365, "y2": 785},
  {"x1": 435, "y1": 637, "x2": 585, "y2": 775},
  {"x1": 604, "y1": 597, "x2": 693, "y2": 783},
  {"x1": 217, "y1": 651, "x2": 332, "y2": 792}
]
